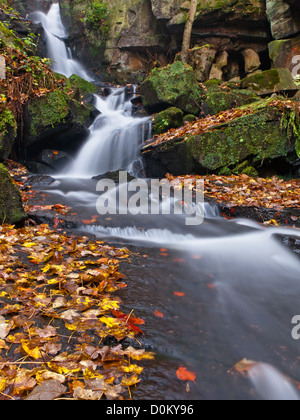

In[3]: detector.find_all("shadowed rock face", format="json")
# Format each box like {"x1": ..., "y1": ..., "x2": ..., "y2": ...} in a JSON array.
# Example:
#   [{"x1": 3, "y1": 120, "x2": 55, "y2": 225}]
[{"x1": 266, "y1": 0, "x2": 300, "y2": 40}]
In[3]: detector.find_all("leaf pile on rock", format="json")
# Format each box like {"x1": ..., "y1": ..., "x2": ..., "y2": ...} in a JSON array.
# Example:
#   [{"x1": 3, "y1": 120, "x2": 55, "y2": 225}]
[
  {"x1": 0, "y1": 224, "x2": 153, "y2": 400},
  {"x1": 166, "y1": 173, "x2": 300, "y2": 211},
  {"x1": 144, "y1": 100, "x2": 299, "y2": 149}
]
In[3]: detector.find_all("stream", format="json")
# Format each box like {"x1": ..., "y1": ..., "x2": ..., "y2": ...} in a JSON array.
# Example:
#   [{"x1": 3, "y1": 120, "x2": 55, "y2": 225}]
[{"x1": 28, "y1": 2, "x2": 300, "y2": 400}]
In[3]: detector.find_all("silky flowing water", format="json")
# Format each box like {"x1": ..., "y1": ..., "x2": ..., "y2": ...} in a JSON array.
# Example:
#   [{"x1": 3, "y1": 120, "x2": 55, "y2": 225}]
[{"x1": 29, "y1": 1, "x2": 300, "y2": 400}]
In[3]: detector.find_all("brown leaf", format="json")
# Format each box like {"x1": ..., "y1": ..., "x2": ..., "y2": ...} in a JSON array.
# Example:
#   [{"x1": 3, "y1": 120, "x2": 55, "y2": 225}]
[{"x1": 25, "y1": 380, "x2": 67, "y2": 400}]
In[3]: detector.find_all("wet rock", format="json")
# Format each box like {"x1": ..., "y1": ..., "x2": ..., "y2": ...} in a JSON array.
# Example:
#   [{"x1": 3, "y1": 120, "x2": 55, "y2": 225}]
[
  {"x1": 92, "y1": 170, "x2": 136, "y2": 183},
  {"x1": 25, "y1": 174, "x2": 58, "y2": 188}
]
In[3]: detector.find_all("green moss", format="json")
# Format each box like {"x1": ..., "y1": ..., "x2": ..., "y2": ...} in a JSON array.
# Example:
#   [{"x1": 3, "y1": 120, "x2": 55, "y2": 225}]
[
  {"x1": 66, "y1": 74, "x2": 98, "y2": 97},
  {"x1": 0, "y1": 107, "x2": 16, "y2": 136},
  {"x1": 0, "y1": 163, "x2": 26, "y2": 225},
  {"x1": 203, "y1": 89, "x2": 259, "y2": 115},
  {"x1": 0, "y1": 21, "x2": 24, "y2": 50},
  {"x1": 186, "y1": 104, "x2": 292, "y2": 172},
  {"x1": 153, "y1": 107, "x2": 184, "y2": 135},
  {"x1": 241, "y1": 68, "x2": 297, "y2": 94},
  {"x1": 28, "y1": 90, "x2": 69, "y2": 138},
  {"x1": 0, "y1": 106, "x2": 17, "y2": 161},
  {"x1": 140, "y1": 61, "x2": 205, "y2": 115}
]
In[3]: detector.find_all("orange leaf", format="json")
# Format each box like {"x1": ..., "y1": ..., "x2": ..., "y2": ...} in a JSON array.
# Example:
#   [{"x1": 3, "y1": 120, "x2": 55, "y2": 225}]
[
  {"x1": 174, "y1": 292, "x2": 185, "y2": 297},
  {"x1": 53, "y1": 218, "x2": 60, "y2": 228},
  {"x1": 154, "y1": 309, "x2": 164, "y2": 319},
  {"x1": 176, "y1": 367, "x2": 196, "y2": 382}
]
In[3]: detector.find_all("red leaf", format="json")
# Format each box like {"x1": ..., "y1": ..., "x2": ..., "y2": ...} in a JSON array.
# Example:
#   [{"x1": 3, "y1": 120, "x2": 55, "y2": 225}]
[
  {"x1": 53, "y1": 218, "x2": 60, "y2": 228},
  {"x1": 176, "y1": 367, "x2": 196, "y2": 382}
]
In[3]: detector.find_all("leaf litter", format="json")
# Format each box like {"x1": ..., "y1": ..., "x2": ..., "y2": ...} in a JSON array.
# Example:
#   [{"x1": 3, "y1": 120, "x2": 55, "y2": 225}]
[{"x1": 0, "y1": 224, "x2": 154, "y2": 400}]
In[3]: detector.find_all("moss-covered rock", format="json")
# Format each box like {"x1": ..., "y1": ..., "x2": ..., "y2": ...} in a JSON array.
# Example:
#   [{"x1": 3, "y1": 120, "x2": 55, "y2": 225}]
[
  {"x1": 241, "y1": 68, "x2": 298, "y2": 95},
  {"x1": 0, "y1": 163, "x2": 26, "y2": 225},
  {"x1": 152, "y1": 107, "x2": 184, "y2": 135},
  {"x1": 187, "y1": 106, "x2": 293, "y2": 172},
  {"x1": 202, "y1": 89, "x2": 260, "y2": 115},
  {"x1": 24, "y1": 89, "x2": 93, "y2": 158},
  {"x1": 0, "y1": 106, "x2": 17, "y2": 161},
  {"x1": 140, "y1": 61, "x2": 205, "y2": 115},
  {"x1": 66, "y1": 74, "x2": 98, "y2": 99},
  {"x1": 143, "y1": 100, "x2": 298, "y2": 177}
]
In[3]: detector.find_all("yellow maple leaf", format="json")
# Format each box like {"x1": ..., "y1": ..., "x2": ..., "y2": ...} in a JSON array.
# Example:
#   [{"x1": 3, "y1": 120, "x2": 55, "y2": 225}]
[{"x1": 21, "y1": 340, "x2": 42, "y2": 360}]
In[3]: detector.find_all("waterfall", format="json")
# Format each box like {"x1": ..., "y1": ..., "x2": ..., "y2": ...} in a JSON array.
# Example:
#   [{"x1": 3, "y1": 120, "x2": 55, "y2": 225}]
[
  {"x1": 28, "y1": 3, "x2": 93, "y2": 80},
  {"x1": 65, "y1": 89, "x2": 152, "y2": 178}
]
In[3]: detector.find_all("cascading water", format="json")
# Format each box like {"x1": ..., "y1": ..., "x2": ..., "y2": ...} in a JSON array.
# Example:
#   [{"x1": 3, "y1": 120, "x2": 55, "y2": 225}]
[
  {"x1": 29, "y1": 3, "x2": 93, "y2": 80},
  {"x1": 65, "y1": 89, "x2": 152, "y2": 178},
  {"x1": 27, "y1": 0, "x2": 300, "y2": 401}
]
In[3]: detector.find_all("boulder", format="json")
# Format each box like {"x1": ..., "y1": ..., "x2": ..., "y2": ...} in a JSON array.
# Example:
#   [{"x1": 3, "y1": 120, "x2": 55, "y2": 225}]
[
  {"x1": 241, "y1": 68, "x2": 298, "y2": 96},
  {"x1": 266, "y1": 0, "x2": 300, "y2": 40},
  {"x1": 209, "y1": 64, "x2": 223, "y2": 81},
  {"x1": 187, "y1": 45, "x2": 217, "y2": 82},
  {"x1": 202, "y1": 89, "x2": 260, "y2": 116},
  {"x1": 242, "y1": 49, "x2": 261, "y2": 75},
  {"x1": 66, "y1": 74, "x2": 98, "y2": 99},
  {"x1": 0, "y1": 163, "x2": 26, "y2": 225},
  {"x1": 140, "y1": 61, "x2": 205, "y2": 115},
  {"x1": 23, "y1": 89, "x2": 94, "y2": 160},
  {"x1": 268, "y1": 35, "x2": 300, "y2": 76},
  {"x1": 142, "y1": 100, "x2": 298, "y2": 177},
  {"x1": 0, "y1": 106, "x2": 17, "y2": 161},
  {"x1": 152, "y1": 107, "x2": 184, "y2": 135}
]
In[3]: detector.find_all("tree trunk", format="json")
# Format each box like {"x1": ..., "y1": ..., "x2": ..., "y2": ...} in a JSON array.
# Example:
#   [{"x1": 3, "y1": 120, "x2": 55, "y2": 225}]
[{"x1": 181, "y1": 0, "x2": 198, "y2": 63}]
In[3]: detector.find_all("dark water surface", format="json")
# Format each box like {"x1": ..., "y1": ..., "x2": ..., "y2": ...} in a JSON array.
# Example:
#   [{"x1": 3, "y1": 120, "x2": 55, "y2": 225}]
[{"x1": 33, "y1": 177, "x2": 300, "y2": 401}]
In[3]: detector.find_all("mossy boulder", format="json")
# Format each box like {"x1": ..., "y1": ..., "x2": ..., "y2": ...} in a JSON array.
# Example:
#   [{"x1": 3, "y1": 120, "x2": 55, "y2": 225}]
[
  {"x1": 0, "y1": 163, "x2": 26, "y2": 225},
  {"x1": 268, "y1": 35, "x2": 300, "y2": 74},
  {"x1": 23, "y1": 89, "x2": 93, "y2": 159},
  {"x1": 0, "y1": 107, "x2": 17, "y2": 161},
  {"x1": 187, "y1": 104, "x2": 295, "y2": 172},
  {"x1": 241, "y1": 68, "x2": 298, "y2": 95},
  {"x1": 66, "y1": 74, "x2": 98, "y2": 99},
  {"x1": 202, "y1": 89, "x2": 260, "y2": 115},
  {"x1": 140, "y1": 61, "x2": 205, "y2": 115},
  {"x1": 143, "y1": 100, "x2": 298, "y2": 178},
  {"x1": 152, "y1": 107, "x2": 184, "y2": 135}
]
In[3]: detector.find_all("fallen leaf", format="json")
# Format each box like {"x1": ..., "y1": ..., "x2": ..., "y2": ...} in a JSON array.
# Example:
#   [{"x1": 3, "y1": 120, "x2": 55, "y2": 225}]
[
  {"x1": 154, "y1": 309, "x2": 164, "y2": 319},
  {"x1": 25, "y1": 380, "x2": 67, "y2": 400},
  {"x1": 176, "y1": 367, "x2": 196, "y2": 382},
  {"x1": 174, "y1": 292, "x2": 186, "y2": 297},
  {"x1": 0, "y1": 316, "x2": 14, "y2": 339}
]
